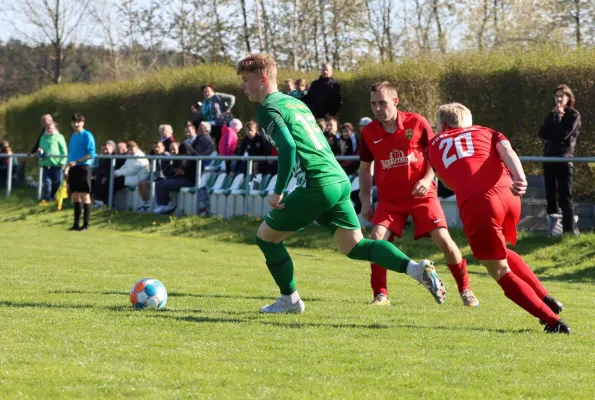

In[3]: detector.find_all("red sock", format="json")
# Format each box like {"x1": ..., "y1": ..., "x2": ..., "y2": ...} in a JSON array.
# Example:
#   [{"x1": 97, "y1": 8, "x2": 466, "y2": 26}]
[
  {"x1": 506, "y1": 250, "x2": 548, "y2": 299},
  {"x1": 447, "y1": 259, "x2": 470, "y2": 293},
  {"x1": 370, "y1": 263, "x2": 388, "y2": 296},
  {"x1": 498, "y1": 272, "x2": 559, "y2": 326}
]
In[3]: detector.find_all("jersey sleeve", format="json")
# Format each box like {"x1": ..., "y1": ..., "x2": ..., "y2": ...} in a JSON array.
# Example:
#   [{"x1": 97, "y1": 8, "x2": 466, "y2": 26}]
[
  {"x1": 262, "y1": 106, "x2": 296, "y2": 195},
  {"x1": 359, "y1": 129, "x2": 374, "y2": 162},
  {"x1": 491, "y1": 129, "x2": 509, "y2": 147}
]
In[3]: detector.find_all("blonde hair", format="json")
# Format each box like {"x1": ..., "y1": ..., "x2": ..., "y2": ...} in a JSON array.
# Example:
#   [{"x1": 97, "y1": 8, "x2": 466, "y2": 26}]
[
  {"x1": 437, "y1": 103, "x2": 473, "y2": 131},
  {"x1": 236, "y1": 54, "x2": 277, "y2": 82}
]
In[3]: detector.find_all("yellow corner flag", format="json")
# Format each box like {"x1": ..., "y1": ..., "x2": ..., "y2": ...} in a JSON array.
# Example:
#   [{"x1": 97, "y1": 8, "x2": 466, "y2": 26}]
[{"x1": 55, "y1": 181, "x2": 69, "y2": 210}]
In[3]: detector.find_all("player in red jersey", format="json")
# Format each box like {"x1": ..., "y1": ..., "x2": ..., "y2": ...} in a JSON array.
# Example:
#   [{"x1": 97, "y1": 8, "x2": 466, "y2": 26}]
[
  {"x1": 427, "y1": 102, "x2": 570, "y2": 334},
  {"x1": 359, "y1": 81, "x2": 476, "y2": 307}
]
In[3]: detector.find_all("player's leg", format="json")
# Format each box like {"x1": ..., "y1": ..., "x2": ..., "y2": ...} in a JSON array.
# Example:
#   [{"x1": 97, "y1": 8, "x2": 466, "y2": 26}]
[
  {"x1": 78, "y1": 166, "x2": 93, "y2": 231},
  {"x1": 319, "y1": 181, "x2": 446, "y2": 304},
  {"x1": 369, "y1": 224, "x2": 392, "y2": 305},
  {"x1": 411, "y1": 197, "x2": 477, "y2": 307},
  {"x1": 256, "y1": 186, "x2": 335, "y2": 314}
]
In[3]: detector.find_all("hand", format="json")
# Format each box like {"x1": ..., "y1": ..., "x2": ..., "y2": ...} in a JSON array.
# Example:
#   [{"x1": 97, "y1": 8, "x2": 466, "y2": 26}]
[
  {"x1": 510, "y1": 179, "x2": 527, "y2": 196},
  {"x1": 552, "y1": 104, "x2": 565, "y2": 114},
  {"x1": 360, "y1": 202, "x2": 374, "y2": 222},
  {"x1": 68, "y1": 161, "x2": 77, "y2": 168},
  {"x1": 64, "y1": 167, "x2": 70, "y2": 179},
  {"x1": 268, "y1": 193, "x2": 285, "y2": 209},
  {"x1": 411, "y1": 178, "x2": 432, "y2": 197}
]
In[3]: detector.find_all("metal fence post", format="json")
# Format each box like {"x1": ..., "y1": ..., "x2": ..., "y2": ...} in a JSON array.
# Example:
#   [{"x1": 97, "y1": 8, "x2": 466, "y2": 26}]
[
  {"x1": 149, "y1": 159, "x2": 156, "y2": 209},
  {"x1": 194, "y1": 159, "x2": 202, "y2": 214},
  {"x1": 108, "y1": 157, "x2": 115, "y2": 210},
  {"x1": 37, "y1": 165, "x2": 44, "y2": 201},
  {"x1": 5, "y1": 155, "x2": 13, "y2": 197},
  {"x1": 243, "y1": 159, "x2": 253, "y2": 215}
]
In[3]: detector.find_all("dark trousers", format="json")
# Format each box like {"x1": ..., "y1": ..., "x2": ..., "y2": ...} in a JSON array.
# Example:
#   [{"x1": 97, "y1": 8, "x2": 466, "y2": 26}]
[
  {"x1": 543, "y1": 162, "x2": 575, "y2": 233},
  {"x1": 92, "y1": 176, "x2": 125, "y2": 203},
  {"x1": 42, "y1": 166, "x2": 62, "y2": 201},
  {"x1": 155, "y1": 177, "x2": 192, "y2": 205}
]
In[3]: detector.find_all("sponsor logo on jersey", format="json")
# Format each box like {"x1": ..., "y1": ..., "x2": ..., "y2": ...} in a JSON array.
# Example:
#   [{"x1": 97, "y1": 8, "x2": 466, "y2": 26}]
[
  {"x1": 380, "y1": 149, "x2": 418, "y2": 169},
  {"x1": 405, "y1": 129, "x2": 414, "y2": 140}
]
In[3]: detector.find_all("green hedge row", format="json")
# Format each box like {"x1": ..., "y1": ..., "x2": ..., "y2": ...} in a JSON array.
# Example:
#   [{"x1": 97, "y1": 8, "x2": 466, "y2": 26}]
[{"x1": 1, "y1": 46, "x2": 594, "y2": 199}]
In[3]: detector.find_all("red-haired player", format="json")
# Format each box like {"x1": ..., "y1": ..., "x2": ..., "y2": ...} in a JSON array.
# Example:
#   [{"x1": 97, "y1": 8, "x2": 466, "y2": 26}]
[{"x1": 427, "y1": 102, "x2": 570, "y2": 334}]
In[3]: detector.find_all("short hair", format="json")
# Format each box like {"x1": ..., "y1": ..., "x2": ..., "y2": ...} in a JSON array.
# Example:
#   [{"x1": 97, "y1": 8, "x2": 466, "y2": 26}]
[
  {"x1": 41, "y1": 113, "x2": 53, "y2": 121},
  {"x1": 295, "y1": 78, "x2": 307, "y2": 87},
  {"x1": 316, "y1": 118, "x2": 327, "y2": 130},
  {"x1": 437, "y1": 103, "x2": 473, "y2": 131},
  {"x1": 201, "y1": 84, "x2": 215, "y2": 92},
  {"x1": 555, "y1": 84, "x2": 576, "y2": 107},
  {"x1": 159, "y1": 124, "x2": 173, "y2": 135},
  {"x1": 154, "y1": 140, "x2": 164, "y2": 146},
  {"x1": 126, "y1": 141, "x2": 138, "y2": 149},
  {"x1": 71, "y1": 113, "x2": 85, "y2": 122},
  {"x1": 236, "y1": 54, "x2": 277, "y2": 82},
  {"x1": 199, "y1": 121, "x2": 211, "y2": 133},
  {"x1": 341, "y1": 122, "x2": 354, "y2": 132},
  {"x1": 246, "y1": 120, "x2": 259, "y2": 130},
  {"x1": 184, "y1": 121, "x2": 196, "y2": 132},
  {"x1": 326, "y1": 115, "x2": 338, "y2": 124},
  {"x1": 370, "y1": 81, "x2": 398, "y2": 97}
]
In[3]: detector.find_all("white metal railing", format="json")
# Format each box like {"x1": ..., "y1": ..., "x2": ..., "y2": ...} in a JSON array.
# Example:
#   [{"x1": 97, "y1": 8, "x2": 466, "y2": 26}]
[{"x1": 1, "y1": 153, "x2": 594, "y2": 214}]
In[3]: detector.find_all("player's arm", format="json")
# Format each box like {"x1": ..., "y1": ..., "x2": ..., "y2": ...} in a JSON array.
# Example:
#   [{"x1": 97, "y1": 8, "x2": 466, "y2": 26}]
[
  {"x1": 264, "y1": 107, "x2": 296, "y2": 196},
  {"x1": 496, "y1": 140, "x2": 527, "y2": 196},
  {"x1": 412, "y1": 120, "x2": 436, "y2": 197}
]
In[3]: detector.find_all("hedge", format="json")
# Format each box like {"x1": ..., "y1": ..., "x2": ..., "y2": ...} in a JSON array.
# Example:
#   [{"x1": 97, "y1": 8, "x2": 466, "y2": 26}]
[{"x1": 1, "y1": 46, "x2": 593, "y2": 199}]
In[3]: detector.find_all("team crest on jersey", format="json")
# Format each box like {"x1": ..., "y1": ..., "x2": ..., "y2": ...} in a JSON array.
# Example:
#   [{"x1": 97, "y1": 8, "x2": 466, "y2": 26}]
[{"x1": 405, "y1": 129, "x2": 414, "y2": 140}]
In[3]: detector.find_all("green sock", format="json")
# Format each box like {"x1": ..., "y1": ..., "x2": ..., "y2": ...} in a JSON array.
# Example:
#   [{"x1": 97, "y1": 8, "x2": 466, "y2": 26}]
[
  {"x1": 347, "y1": 238, "x2": 410, "y2": 273},
  {"x1": 256, "y1": 237, "x2": 296, "y2": 295}
]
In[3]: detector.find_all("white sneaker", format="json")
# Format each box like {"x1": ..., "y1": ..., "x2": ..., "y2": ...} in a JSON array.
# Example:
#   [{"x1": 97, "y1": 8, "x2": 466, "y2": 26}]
[
  {"x1": 153, "y1": 206, "x2": 164, "y2": 213},
  {"x1": 412, "y1": 260, "x2": 447, "y2": 304},
  {"x1": 161, "y1": 202, "x2": 176, "y2": 214},
  {"x1": 259, "y1": 297, "x2": 305, "y2": 313}
]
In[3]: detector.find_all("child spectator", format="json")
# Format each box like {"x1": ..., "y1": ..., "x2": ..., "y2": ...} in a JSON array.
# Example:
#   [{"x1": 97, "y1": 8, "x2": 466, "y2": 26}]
[
  {"x1": 38, "y1": 121, "x2": 68, "y2": 203},
  {"x1": 339, "y1": 122, "x2": 359, "y2": 175},
  {"x1": 234, "y1": 120, "x2": 267, "y2": 174},
  {"x1": 282, "y1": 79, "x2": 295, "y2": 95},
  {"x1": 290, "y1": 78, "x2": 308, "y2": 99}
]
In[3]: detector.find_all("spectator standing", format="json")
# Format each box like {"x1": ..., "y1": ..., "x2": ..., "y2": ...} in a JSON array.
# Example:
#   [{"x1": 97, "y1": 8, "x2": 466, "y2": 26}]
[
  {"x1": 38, "y1": 122, "x2": 68, "y2": 203},
  {"x1": 137, "y1": 141, "x2": 173, "y2": 212},
  {"x1": 200, "y1": 84, "x2": 236, "y2": 145},
  {"x1": 0, "y1": 140, "x2": 17, "y2": 185},
  {"x1": 289, "y1": 79, "x2": 308, "y2": 100},
  {"x1": 234, "y1": 120, "x2": 267, "y2": 174},
  {"x1": 339, "y1": 122, "x2": 359, "y2": 175},
  {"x1": 30, "y1": 114, "x2": 55, "y2": 154},
  {"x1": 303, "y1": 63, "x2": 342, "y2": 119},
  {"x1": 153, "y1": 142, "x2": 196, "y2": 214},
  {"x1": 538, "y1": 84, "x2": 581, "y2": 236},
  {"x1": 64, "y1": 113, "x2": 96, "y2": 231},
  {"x1": 219, "y1": 119, "x2": 241, "y2": 173}
]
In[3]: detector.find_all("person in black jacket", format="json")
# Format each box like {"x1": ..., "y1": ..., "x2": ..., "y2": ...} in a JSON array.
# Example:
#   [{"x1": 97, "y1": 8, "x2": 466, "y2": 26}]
[
  {"x1": 153, "y1": 141, "x2": 196, "y2": 214},
  {"x1": 234, "y1": 120, "x2": 267, "y2": 175},
  {"x1": 538, "y1": 84, "x2": 581, "y2": 236},
  {"x1": 303, "y1": 63, "x2": 342, "y2": 119}
]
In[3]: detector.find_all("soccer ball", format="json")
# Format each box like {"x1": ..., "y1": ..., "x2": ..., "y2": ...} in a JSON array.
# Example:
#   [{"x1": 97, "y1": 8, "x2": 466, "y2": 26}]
[{"x1": 129, "y1": 278, "x2": 168, "y2": 309}]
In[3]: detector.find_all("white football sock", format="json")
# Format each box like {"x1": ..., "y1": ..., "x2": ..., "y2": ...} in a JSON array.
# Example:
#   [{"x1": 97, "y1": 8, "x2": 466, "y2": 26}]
[
  {"x1": 281, "y1": 291, "x2": 301, "y2": 304},
  {"x1": 406, "y1": 261, "x2": 421, "y2": 280}
]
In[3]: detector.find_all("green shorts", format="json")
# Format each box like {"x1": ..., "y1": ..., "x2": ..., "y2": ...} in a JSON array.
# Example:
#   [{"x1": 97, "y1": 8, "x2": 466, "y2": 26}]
[{"x1": 265, "y1": 180, "x2": 361, "y2": 234}]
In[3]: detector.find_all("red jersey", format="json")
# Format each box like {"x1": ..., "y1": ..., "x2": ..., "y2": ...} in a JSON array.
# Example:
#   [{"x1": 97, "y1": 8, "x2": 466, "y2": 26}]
[
  {"x1": 427, "y1": 125, "x2": 513, "y2": 206},
  {"x1": 360, "y1": 111, "x2": 436, "y2": 200}
]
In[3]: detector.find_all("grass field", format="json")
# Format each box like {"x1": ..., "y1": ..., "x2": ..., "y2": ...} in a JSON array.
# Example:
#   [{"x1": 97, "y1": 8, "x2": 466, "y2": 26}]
[{"x1": 0, "y1": 191, "x2": 594, "y2": 399}]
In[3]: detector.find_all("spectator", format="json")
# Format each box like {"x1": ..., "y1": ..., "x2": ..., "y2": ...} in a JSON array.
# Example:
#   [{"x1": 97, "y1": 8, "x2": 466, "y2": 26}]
[
  {"x1": 290, "y1": 78, "x2": 308, "y2": 100},
  {"x1": 316, "y1": 118, "x2": 327, "y2": 133},
  {"x1": 282, "y1": 79, "x2": 295, "y2": 94},
  {"x1": 303, "y1": 63, "x2": 342, "y2": 119},
  {"x1": 137, "y1": 141, "x2": 173, "y2": 212},
  {"x1": 192, "y1": 121, "x2": 216, "y2": 157},
  {"x1": 327, "y1": 133, "x2": 342, "y2": 156},
  {"x1": 38, "y1": 121, "x2": 68, "y2": 203},
  {"x1": 220, "y1": 119, "x2": 241, "y2": 173},
  {"x1": 30, "y1": 114, "x2": 55, "y2": 154},
  {"x1": 339, "y1": 122, "x2": 359, "y2": 175},
  {"x1": 325, "y1": 116, "x2": 340, "y2": 140},
  {"x1": 538, "y1": 84, "x2": 581, "y2": 236},
  {"x1": 92, "y1": 141, "x2": 116, "y2": 209},
  {"x1": 199, "y1": 84, "x2": 235, "y2": 145},
  {"x1": 159, "y1": 124, "x2": 176, "y2": 152},
  {"x1": 113, "y1": 141, "x2": 149, "y2": 189},
  {"x1": 64, "y1": 113, "x2": 96, "y2": 232},
  {"x1": 234, "y1": 120, "x2": 267, "y2": 174},
  {"x1": 184, "y1": 120, "x2": 198, "y2": 146},
  {"x1": 153, "y1": 142, "x2": 196, "y2": 214},
  {"x1": 358, "y1": 117, "x2": 372, "y2": 136},
  {"x1": 115, "y1": 142, "x2": 127, "y2": 169},
  {"x1": 0, "y1": 140, "x2": 17, "y2": 185}
]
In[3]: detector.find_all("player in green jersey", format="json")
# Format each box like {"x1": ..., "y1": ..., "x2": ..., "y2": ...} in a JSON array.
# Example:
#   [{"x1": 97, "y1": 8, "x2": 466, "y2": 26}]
[{"x1": 237, "y1": 54, "x2": 446, "y2": 313}]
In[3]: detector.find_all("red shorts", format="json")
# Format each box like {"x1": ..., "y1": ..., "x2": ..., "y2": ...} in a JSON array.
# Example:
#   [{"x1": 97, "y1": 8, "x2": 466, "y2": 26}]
[
  {"x1": 372, "y1": 195, "x2": 448, "y2": 240},
  {"x1": 459, "y1": 186, "x2": 521, "y2": 260}
]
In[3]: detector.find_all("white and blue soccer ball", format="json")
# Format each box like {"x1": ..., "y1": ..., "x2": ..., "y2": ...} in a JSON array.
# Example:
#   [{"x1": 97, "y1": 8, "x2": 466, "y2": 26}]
[{"x1": 129, "y1": 278, "x2": 168, "y2": 309}]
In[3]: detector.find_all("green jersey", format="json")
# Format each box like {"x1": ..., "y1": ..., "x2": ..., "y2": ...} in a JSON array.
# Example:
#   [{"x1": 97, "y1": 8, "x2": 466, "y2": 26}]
[{"x1": 256, "y1": 92, "x2": 348, "y2": 194}]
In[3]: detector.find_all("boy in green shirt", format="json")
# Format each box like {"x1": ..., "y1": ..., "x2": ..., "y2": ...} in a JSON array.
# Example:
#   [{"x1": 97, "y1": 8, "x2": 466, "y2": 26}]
[
  {"x1": 38, "y1": 122, "x2": 68, "y2": 202},
  {"x1": 237, "y1": 54, "x2": 447, "y2": 313}
]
